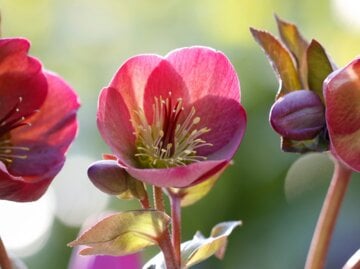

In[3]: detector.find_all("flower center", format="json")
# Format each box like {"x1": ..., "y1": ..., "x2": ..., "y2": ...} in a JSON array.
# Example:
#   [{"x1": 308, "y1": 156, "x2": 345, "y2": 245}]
[
  {"x1": 0, "y1": 97, "x2": 36, "y2": 164},
  {"x1": 133, "y1": 93, "x2": 212, "y2": 168}
]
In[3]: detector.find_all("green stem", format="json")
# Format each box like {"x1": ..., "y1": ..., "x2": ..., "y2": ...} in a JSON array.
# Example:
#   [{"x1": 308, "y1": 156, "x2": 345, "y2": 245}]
[
  {"x1": 305, "y1": 159, "x2": 352, "y2": 269},
  {"x1": 170, "y1": 193, "x2": 182, "y2": 268},
  {"x1": 0, "y1": 237, "x2": 12, "y2": 269}
]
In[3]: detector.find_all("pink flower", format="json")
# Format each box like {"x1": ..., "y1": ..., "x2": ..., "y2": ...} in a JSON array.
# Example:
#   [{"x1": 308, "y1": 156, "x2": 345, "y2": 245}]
[
  {"x1": 324, "y1": 57, "x2": 360, "y2": 172},
  {"x1": 95, "y1": 47, "x2": 246, "y2": 188},
  {"x1": 0, "y1": 38, "x2": 80, "y2": 201}
]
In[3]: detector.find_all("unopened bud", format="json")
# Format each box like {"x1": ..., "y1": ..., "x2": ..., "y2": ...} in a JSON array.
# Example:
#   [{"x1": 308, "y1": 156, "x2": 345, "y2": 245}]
[
  {"x1": 270, "y1": 90, "x2": 325, "y2": 140},
  {"x1": 87, "y1": 160, "x2": 128, "y2": 195}
]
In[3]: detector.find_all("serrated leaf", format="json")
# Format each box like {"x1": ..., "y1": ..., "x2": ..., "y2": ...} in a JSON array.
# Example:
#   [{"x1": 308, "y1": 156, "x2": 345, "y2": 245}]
[
  {"x1": 307, "y1": 39, "x2": 334, "y2": 100},
  {"x1": 275, "y1": 15, "x2": 308, "y2": 87},
  {"x1": 68, "y1": 210, "x2": 171, "y2": 256},
  {"x1": 143, "y1": 221, "x2": 241, "y2": 269},
  {"x1": 169, "y1": 166, "x2": 226, "y2": 207},
  {"x1": 250, "y1": 27, "x2": 302, "y2": 98}
]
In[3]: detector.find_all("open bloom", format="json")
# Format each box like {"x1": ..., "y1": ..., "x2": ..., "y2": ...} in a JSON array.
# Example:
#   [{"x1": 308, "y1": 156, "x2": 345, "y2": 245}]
[
  {"x1": 95, "y1": 46, "x2": 246, "y2": 188},
  {"x1": 324, "y1": 57, "x2": 360, "y2": 172},
  {"x1": 0, "y1": 38, "x2": 79, "y2": 201}
]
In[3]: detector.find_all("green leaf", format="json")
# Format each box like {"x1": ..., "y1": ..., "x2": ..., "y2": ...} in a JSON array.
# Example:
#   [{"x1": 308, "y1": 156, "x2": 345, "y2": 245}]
[
  {"x1": 250, "y1": 27, "x2": 302, "y2": 98},
  {"x1": 275, "y1": 15, "x2": 308, "y2": 87},
  {"x1": 143, "y1": 221, "x2": 241, "y2": 269},
  {"x1": 182, "y1": 221, "x2": 241, "y2": 267},
  {"x1": 68, "y1": 210, "x2": 171, "y2": 256},
  {"x1": 169, "y1": 166, "x2": 227, "y2": 207},
  {"x1": 307, "y1": 39, "x2": 334, "y2": 100}
]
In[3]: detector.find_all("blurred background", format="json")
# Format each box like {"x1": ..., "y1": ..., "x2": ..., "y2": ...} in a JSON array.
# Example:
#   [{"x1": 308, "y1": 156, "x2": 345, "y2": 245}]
[{"x1": 0, "y1": 0, "x2": 359, "y2": 268}]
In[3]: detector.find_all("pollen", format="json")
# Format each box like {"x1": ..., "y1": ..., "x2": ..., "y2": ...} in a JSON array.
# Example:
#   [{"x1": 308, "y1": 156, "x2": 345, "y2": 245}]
[{"x1": 133, "y1": 93, "x2": 212, "y2": 168}]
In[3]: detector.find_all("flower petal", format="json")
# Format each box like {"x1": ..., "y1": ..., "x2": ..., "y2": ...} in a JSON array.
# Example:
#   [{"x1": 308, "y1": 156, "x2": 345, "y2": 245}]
[
  {"x1": 8, "y1": 72, "x2": 79, "y2": 179},
  {"x1": 0, "y1": 38, "x2": 47, "y2": 125},
  {"x1": 0, "y1": 162, "x2": 55, "y2": 201},
  {"x1": 109, "y1": 54, "x2": 163, "y2": 122},
  {"x1": 166, "y1": 46, "x2": 241, "y2": 103},
  {"x1": 126, "y1": 160, "x2": 228, "y2": 188},
  {"x1": 97, "y1": 87, "x2": 136, "y2": 165},
  {"x1": 142, "y1": 59, "x2": 189, "y2": 122},
  {"x1": 324, "y1": 57, "x2": 360, "y2": 171},
  {"x1": 191, "y1": 96, "x2": 246, "y2": 159}
]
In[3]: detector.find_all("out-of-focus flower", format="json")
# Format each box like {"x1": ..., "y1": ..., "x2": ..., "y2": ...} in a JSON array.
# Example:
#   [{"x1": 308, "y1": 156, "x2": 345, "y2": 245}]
[
  {"x1": 324, "y1": 58, "x2": 360, "y2": 172},
  {"x1": 0, "y1": 38, "x2": 80, "y2": 201},
  {"x1": 94, "y1": 46, "x2": 246, "y2": 188}
]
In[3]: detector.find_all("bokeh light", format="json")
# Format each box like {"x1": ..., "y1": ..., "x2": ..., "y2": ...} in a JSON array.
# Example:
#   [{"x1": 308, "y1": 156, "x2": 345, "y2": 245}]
[{"x1": 0, "y1": 189, "x2": 55, "y2": 257}]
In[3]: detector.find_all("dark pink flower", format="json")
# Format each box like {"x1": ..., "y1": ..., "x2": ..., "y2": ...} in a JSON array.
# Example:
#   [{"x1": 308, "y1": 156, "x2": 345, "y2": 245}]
[
  {"x1": 324, "y1": 57, "x2": 360, "y2": 172},
  {"x1": 0, "y1": 38, "x2": 79, "y2": 201},
  {"x1": 96, "y1": 47, "x2": 246, "y2": 188}
]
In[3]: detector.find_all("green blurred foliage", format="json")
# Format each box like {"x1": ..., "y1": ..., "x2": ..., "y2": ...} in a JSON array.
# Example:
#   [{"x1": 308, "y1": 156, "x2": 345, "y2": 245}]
[{"x1": 0, "y1": 0, "x2": 359, "y2": 268}]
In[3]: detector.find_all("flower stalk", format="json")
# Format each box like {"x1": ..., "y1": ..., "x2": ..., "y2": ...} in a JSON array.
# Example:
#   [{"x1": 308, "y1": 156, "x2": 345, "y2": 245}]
[
  {"x1": 0, "y1": 237, "x2": 11, "y2": 269},
  {"x1": 170, "y1": 192, "x2": 182, "y2": 267},
  {"x1": 305, "y1": 159, "x2": 352, "y2": 269}
]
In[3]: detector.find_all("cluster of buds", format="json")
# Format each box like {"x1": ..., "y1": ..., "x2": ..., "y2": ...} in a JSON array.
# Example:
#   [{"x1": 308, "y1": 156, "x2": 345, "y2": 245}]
[{"x1": 251, "y1": 16, "x2": 360, "y2": 172}]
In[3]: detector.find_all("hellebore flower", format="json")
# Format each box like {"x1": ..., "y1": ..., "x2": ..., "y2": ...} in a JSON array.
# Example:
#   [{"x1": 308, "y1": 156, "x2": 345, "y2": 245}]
[
  {"x1": 95, "y1": 46, "x2": 246, "y2": 188},
  {"x1": 324, "y1": 57, "x2": 360, "y2": 172},
  {"x1": 0, "y1": 38, "x2": 79, "y2": 201}
]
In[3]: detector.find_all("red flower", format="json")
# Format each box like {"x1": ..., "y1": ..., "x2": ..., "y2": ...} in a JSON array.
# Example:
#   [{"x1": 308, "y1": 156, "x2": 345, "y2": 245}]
[
  {"x1": 0, "y1": 38, "x2": 79, "y2": 201},
  {"x1": 95, "y1": 47, "x2": 246, "y2": 188}
]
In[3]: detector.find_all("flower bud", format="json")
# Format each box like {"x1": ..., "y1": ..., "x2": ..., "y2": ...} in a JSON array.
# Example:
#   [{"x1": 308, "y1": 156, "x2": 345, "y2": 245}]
[
  {"x1": 270, "y1": 90, "x2": 325, "y2": 140},
  {"x1": 87, "y1": 160, "x2": 129, "y2": 195}
]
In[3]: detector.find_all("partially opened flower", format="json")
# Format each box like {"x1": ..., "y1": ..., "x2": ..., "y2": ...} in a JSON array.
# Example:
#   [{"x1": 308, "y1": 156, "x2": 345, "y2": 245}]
[
  {"x1": 324, "y1": 57, "x2": 360, "y2": 172},
  {"x1": 95, "y1": 46, "x2": 246, "y2": 188},
  {"x1": 0, "y1": 38, "x2": 79, "y2": 201}
]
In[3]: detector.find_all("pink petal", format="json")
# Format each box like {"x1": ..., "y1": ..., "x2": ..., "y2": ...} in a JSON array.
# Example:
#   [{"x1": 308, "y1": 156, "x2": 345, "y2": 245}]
[
  {"x1": 142, "y1": 59, "x2": 189, "y2": 122},
  {"x1": 166, "y1": 46, "x2": 241, "y2": 103},
  {"x1": 97, "y1": 87, "x2": 136, "y2": 165},
  {"x1": 109, "y1": 54, "x2": 163, "y2": 122},
  {"x1": 165, "y1": 47, "x2": 246, "y2": 159},
  {"x1": 191, "y1": 96, "x2": 246, "y2": 159},
  {"x1": 127, "y1": 160, "x2": 228, "y2": 188},
  {"x1": 324, "y1": 57, "x2": 360, "y2": 171},
  {"x1": 8, "y1": 72, "x2": 79, "y2": 181}
]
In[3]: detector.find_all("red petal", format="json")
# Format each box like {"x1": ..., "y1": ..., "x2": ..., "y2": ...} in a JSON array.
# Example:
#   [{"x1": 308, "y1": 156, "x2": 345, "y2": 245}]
[
  {"x1": 8, "y1": 72, "x2": 79, "y2": 180},
  {"x1": 0, "y1": 38, "x2": 47, "y2": 124},
  {"x1": 127, "y1": 160, "x2": 228, "y2": 188},
  {"x1": 324, "y1": 58, "x2": 360, "y2": 171},
  {"x1": 0, "y1": 162, "x2": 55, "y2": 202}
]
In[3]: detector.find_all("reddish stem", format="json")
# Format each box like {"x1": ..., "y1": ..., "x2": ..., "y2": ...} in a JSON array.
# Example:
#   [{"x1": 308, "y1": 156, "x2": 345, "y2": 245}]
[
  {"x1": 305, "y1": 159, "x2": 352, "y2": 269},
  {"x1": 170, "y1": 193, "x2": 182, "y2": 267},
  {"x1": 153, "y1": 186, "x2": 165, "y2": 212},
  {"x1": 158, "y1": 230, "x2": 179, "y2": 269},
  {"x1": 0, "y1": 237, "x2": 12, "y2": 269}
]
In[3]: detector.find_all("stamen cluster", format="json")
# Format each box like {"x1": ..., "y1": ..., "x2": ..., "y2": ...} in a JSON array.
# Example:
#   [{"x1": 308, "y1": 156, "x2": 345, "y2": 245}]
[{"x1": 133, "y1": 93, "x2": 212, "y2": 168}]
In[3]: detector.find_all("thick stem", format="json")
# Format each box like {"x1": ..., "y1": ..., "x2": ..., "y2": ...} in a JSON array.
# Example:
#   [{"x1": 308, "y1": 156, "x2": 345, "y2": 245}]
[
  {"x1": 305, "y1": 160, "x2": 352, "y2": 269},
  {"x1": 0, "y1": 237, "x2": 12, "y2": 269},
  {"x1": 170, "y1": 194, "x2": 182, "y2": 268},
  {"x1": 158, "y1": 230, "x2": 179, "y2": 269},
  {"x1": 153, "y1": 186, "x2": 165, "y2": 212}
]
